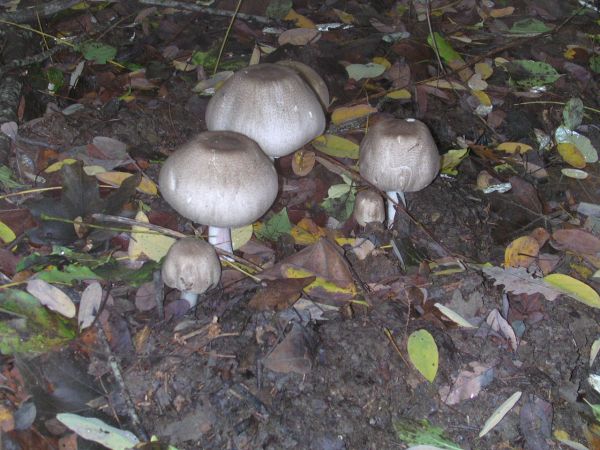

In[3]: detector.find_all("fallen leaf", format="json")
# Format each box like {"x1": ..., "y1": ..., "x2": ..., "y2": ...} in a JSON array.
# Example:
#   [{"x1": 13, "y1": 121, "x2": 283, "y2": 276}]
[
  {"x1": 79, "y1": 281, "x2": 102, "y2": 330},
  {"x1": 231, "y1": 224, "x2": 253, "y2": 250},
  {"x1": 290, "y1": 218, "x2": 327, "y2": 246},
  {"x1": 486, "y1": 309, "x2": 518, "y2": 351},
  {"x1": 278, "y1": 28, "x2": 320, "y2": 46},
  {"x1": 504, "y1": 236, "x2": 540, "y2": 268},
  {"x1": 552, "y1": 228, "x2": 600, "y2": 256},
  {"x1": 474, "y1": 62, "x2": 494, "y2": 80},
  {"x1": 262, "y1": 324, "x2": 315, "y2": 374},
  {"x1": 434, "y1": 303, "x2": 476, "y2": 328},
  {"x1": 128, "y1": 211, "x2": 176, "y2": 262},
  {"x1": 331, "y1": 104, "x2": 378, "y2": 125},
  {"x1": 490, "y1": 6, "x2": 515, "y2": 17},
  {"x1": 561, "y1": 168, "x2": 588, "y2": 179},
  {"x1": 497, "y1": 142, "x2": 533, "y2": 154},
  {"x1": 439, "y1": 362, "x2": 494, "y2": 405},
  {"x1": 283, "y1": 8, "x2": 315, "y2": 28},
  {"x1": 407, "y1": 329, "x2": 438, "y2": 382},
  {"x1": 291, "y1": 149, "x2": 316, "y2": 176},
  {"x1": 345, "y1": 63, "x2": 386, "y2": 81},
  {"x1": 134, "y1": 281, "x2": 156, "y2": 312},
  {"x1": 95, "y1": 171, "x2": 157, "y2": 195},
  {"x1": 555, "y1": 125, "x2": 598, "y2": 163},
  {"x1": 481, "y1": 266, "x2": 561, "y2": 301},
  {"x1": 544, "y1": 273, "x2": 600, "y2": 308},
  {"x1": 0, "y1": 221, "x2": 16, "y2": 243},
  {"x1": 423, "y1": 80, "x2": 467, "y2": 90},
  {"x1": 57, "y1": 413, "x2": 140, "y2": 450},
  {"x1": 557, "y1": 143, "x2": 586, "y2": 168},
  {"x1": 248, "y1": 277, "x2": 315, "y2": 311},
  {"x1": 26, "y1": 279, "x2": 76, "y2": 318},
  {"x1": 386, "y1": 89, "x2": 412, "y2": 100},
  {"x1": 312, "y1": 134, "x2": 360, "y2": 159},
  {"x1": 479, "y1": 391, "x2": 522, "y2": 437},
  {"x1": 468, "y1": 73, "x2": 488, "y2": 90}
]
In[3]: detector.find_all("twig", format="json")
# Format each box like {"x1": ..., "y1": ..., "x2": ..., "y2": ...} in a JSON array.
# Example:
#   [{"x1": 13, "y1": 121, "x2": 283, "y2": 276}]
[
  {"x1": 138, "y1": 0, "x2": 269, "y2": 24},
  {"x1": 95, "y1": 286, "x2": 148, "y2": 441},
  {"x1": 213, "y1": 0, "x2": 244, "y2": 75}
]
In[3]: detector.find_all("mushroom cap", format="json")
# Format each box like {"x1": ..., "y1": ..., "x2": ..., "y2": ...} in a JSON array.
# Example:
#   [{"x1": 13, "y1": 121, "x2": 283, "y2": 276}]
[
  {"x1": 159, "y1": 131, "x2": 278, "y2": 228},
  {"x1": 275, "y1": 60, "x2": 330, "y2": 108},
  {"x1": 353, "y1": 189, "x2": 385, "y2": 227},
  {"x1": 205, "y1": 63, "x2": 326, "y2": 158},
  {"x1": 359, "y1": 118, "x2": 440, "y2": 192},
  {"x1": 162, "y1": 237, "x2": 221, "y2": 294}
]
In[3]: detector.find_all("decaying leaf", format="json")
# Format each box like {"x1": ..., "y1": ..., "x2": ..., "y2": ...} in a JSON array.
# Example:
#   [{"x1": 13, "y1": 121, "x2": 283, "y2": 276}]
[
  {"x1": 128, "y1": 211, "x2": 176, "y2": 262},
  {"x1": 26, "y1": 279, "x2": 76, "y2": 318},
  {"x1": 504, "y1": 236, "x2": 540, "y2": 268},
  {"x1": 248, "y1": 277, "x2": 316, "y2": 311},
  {"x1": 292, "y1": 150, "x2": 316, "y2": 176},
  {"x1": 262, "y1": 324, "x2": 316, "y2": 374},
  {"x1": 439, "y1": 362, "x2": 494, "y2": 405},
  {"x1": 78, "y1": 281, "x2": 102, "y2": 330},
  {"x1": 479, "y1": 391, "x2": 522, "y2": 437},
  {"x1": 552, "y1": 228, "x2": 600, "y2": 256},
  {"x1": 331, "y1": 104, "x2": 378, "y2": 125},
  {"x1": 481, "y1": 266, "x2": 561, "y2": 301},
  {"x1": 486, "y1": 309, "x2": 518, "y2": 351}
]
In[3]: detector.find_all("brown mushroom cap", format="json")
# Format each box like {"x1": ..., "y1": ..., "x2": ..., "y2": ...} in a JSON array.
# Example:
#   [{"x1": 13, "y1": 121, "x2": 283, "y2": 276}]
[
  {"x1": 205, "y1": 63, "x2": 326, "y2": 158},
  {"x1": 275, "y1": 60, "x2": 330, "y2": 108},
  {"x1": 353, "y1": 189, "x2": 385, "y2": 227},
  {"x1": 162, "y1": 237, "x2": 221, "y2": 294},
  {"x1": 359, "y1": 118, "x2": 440, "y2": 192},
  {"x1": 159, "y1": 131, "x2": 278, "y2": 228}
]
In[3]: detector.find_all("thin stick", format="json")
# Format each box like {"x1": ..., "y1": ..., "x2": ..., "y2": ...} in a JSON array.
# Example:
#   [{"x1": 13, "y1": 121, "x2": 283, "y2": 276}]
[
  {"x1": 514, "y1": 101, "x2": 600, "y2": 114},
  {"x1": 213, "y1": 0, "x2": 244, "y2": 75},
  {"x1": 138, "y1": 0, "x2": 269, "y2": 24}
]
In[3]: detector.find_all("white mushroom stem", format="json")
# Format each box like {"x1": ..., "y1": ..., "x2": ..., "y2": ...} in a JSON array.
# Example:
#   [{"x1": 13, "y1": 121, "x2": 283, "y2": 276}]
[
  {"x1": 385, "y1": 191, "x2": 407, "y2": 228},
  {"x1": 180, "y1": 291, "x2": 199, "y2": 308},
  {"x1": 208, "y1": 226, "x2": 233, "y2": 254}
]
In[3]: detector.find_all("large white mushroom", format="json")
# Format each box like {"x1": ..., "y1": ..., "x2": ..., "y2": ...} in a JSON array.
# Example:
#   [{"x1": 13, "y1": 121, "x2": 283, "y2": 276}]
[
  {"x1": 159, "y1": 131, "x2": 279, "y2": 253},
  {"x1": 162, "y1": 237, "x2": 221, "y2": 308},
  {"x1": 359, "y1": 117, "x2": 440, "y2": 227},
  {"x1": 205, "y1": 63, "x2": 326, "y2": 158}
]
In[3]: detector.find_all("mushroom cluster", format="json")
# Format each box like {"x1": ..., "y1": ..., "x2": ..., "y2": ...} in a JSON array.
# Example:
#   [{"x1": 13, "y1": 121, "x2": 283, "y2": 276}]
[{"x1": 158, "y1": 62, "x2": 329, "y2": 310}]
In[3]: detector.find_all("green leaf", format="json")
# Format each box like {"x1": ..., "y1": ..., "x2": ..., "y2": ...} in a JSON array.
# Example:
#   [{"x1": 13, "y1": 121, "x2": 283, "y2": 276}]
[
  {"x1": 266, "y1": 0, "x2": 292, "y2": 19},
  {"x1": 312, "y1": 135, "x2": 360, "y2": 159},
  {"x1": 0, "y1": 221, "x2": 16, "y2": 243},
  {"x1": 505, "y1": 60, "x2": 561, "y2": 89},
  {"x1": 590, "y1": 55, "x2": 600, "y2": 74},
  {"x1": 35, "y1": 264, "x2": 101, "y2": 285},
  {"x1": 562, "y1": 98, "x2": 584, "y2": 130},
  {"x1": 255, "y1": 208, "x2": 292, "y2": 241},
  {"x1": 0, "y1": 165, "x2": 26, "y2": 189},
  {"x1": 508, "y1": 18, "x2": 551, "y2": 35},
  {"x1": 327, "y1": 183, "x2": 352, "y2": 199},
  {"x1": 407, "y1": 329, "x2": 438, "y2": 382},
  {"x1": 191, "y1": 50, "x2": 217, "y2": 69},
  {"x1": 94, "y1": 260, "x2": 160, "y2": 287},
  {"x1": 45, "y1": 67, "x2": 64, "y2": 92},
  {"x1": 345, "y1": 63, "x2": 386, "y2": 81},
  {"x1": 426, "y1": 32, "x2": 464, "y2": 65},
  {"x1": 57, "y1": 413, "x2": 140, "y2": 450},
  {"x1": 0, "y1": 289, "x2": 76, "y2": 355},
  {"x1": 321, "y1": 181, "x2": 356, "y2": 222},
  {"x1": 79, "y1": 41, "x2": 117, "y2": 64},
  {"x1": 393, "y1": 418, "x2": 462, "y2": 450}
]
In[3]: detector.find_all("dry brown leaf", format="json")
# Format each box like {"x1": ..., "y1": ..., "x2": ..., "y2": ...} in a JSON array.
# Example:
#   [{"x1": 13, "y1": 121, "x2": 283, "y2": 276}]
[
  {"x1": 278, "y1": 28, "x2": 320, "y2": 46},
  {"x1": 505, "y1": 236, "x2": 540, "y2": 268},
  {"x1": 248, "y1": 277, "x2": 315, "y2": 311},
  {"x1": 552, "y1": 228, "x2": 600, "y2": 256},
  {"x1": 292, "y1": 150, "x2": 316, "y2": 176}
]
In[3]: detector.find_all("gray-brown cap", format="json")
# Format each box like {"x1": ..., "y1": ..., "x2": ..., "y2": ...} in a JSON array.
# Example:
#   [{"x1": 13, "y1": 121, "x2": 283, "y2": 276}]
[
  {"x1": 162, "y1": 237, "x2": 221, "y2": 295},
  {"x1": 359, "y1": 118, "x2": 440, "y2": 193},
  {"x1": 205, "y1": 63, "x2": 326, "y2": 158},
  {"x1": 159, "y1": 131, "x2": 279, "y2": 228},
  {"x1": 276, "y1": 60, "x2": 330, "y2": 108},
  {"x1": 353, "y1": 189, "x2": 385, "y2": 227}
]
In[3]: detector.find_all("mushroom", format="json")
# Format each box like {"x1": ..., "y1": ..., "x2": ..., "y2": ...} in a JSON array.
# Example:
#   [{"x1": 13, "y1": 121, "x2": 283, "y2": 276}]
[
  {"x1": 159, "y1": 131, "x2": 279, "y2": 253},
  {"x1": 205, "y1": 63, "x2": 326, "y2": 158},
  {"x1": 162, "y1": 237, "x2": 221, "y2": 307},
  {"x1": 353, "y1": 189, "x2": 385, "y2": 227},
  {"x1": 275, "y1": 59, "x2": 330, "y2": 108},
  {"x1": 359, "y1": 117, "x2": 440, "y2": 227}
]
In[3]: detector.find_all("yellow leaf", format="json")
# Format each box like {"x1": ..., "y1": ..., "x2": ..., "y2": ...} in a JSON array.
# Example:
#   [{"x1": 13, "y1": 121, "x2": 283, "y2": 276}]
[
  {"x1": 283, "y1": 8, "x2": 315, "y2": 28},
  {"x1": 290, "y1": 218, "x2": 327, "y2": 246},
  {"x1": 372, "y1": 56, "x2": 391, "y2": 70},
  {"x1": 474, "y1": 62, "x2": 494, "y2": 79},
  {"x1": 95, "y1": 171, "x2": 158, "y2": 195},
  {"x1": 496, "y1": 142, "x2": 533, "y2": 154},
  {"x1": 407, "y1": 329, "x2": 438, "y2": 382},
  {"x1": 471, "y1": 89, "x2": 492, "y2": 106},
  {"x1": 0, "y1": 220, "x2": 16, "y2": 243},
  {"x1": 331, "y1": 105, "x2": 378, "y2": 125},
  {"x1": 334, "y1": 237, "x2": 356, "y2": 246},
  {"x1": 544, "y1": 273, "x2": 600, "y2": 308},
  {"x1": 563, "y1": 48, "x2": 577, "y2": 60},
  {"x1": 557, "y1": 142, "x2": 586, "y2": 168},
  {"x1": 489, "y1": 6, "x2": 515, "y2": 17},
  {"x1": 83, "y1": 165, "x2": 107, "y2": 176},
  {"x1": 504, "y1": 236, "x2": 540, "y2": 268},
  {"x1": 333, "y1": 8, "x2": 354, "y2": 24},
  {"x1": 441, "y1": 148, "x2": 469, "y2": 175},
  {"x1": 128, "y1": 211, "x2": 176, "y2": 262},
  {"x1": 423, "y1": 80, "x2": 467, "y2": 90},
  {"x1": 231, "y1": 224, "x2": 253, "y2": 250},
  {"x1": 386, "y1": 89, "x2": 411, "y2": 100},
  {"x1": 283, "y1": 266, "x2": 356, "y2": 297},
  {"x1": 312, "y1": 134, "x2": 360, "y2": 159},
  {"x1": 44, "y1": 159, "x2": 78, "y2": 173}
]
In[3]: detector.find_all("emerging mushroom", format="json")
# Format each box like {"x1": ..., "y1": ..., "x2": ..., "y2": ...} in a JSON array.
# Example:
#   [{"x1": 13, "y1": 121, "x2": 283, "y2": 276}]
[
  {"x1": 359, "y1": 117, "x2": 440, "y2": 227},
  {"x1": 353, "y1": 189, "x2": 385, "y2": 227},
  {"x1": 159, "y1": 131, "x2": 279, "y2": 253},
  {"x1": 205, "y1": 63, "x2": 326, "y2": 158},
  {"x1": 162, "y1": 237, "x2": 221, "y2": 308}
]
